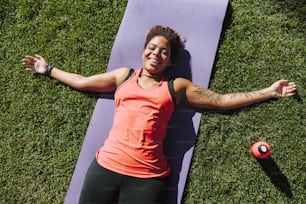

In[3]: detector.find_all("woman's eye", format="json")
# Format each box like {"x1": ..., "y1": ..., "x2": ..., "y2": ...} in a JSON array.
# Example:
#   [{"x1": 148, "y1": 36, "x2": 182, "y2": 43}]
[
  {"x1": 162, "y1": 50, "x2": 169, "y2": 56},
  {"x1": 148, "y1": 46, "x2": 155, "y2": 50},
  {"x1": 147, "y1": 45, "x2": 169, "y2": 56}
]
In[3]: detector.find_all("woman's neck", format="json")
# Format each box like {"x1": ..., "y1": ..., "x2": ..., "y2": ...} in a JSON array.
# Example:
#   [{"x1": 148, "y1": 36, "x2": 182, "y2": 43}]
[
  {"x1": 141, "y1": 73, "x2": 162, "y2": 80},
  {"x1": 140, "y1": 70, "x2": 163, "y2": 81}
]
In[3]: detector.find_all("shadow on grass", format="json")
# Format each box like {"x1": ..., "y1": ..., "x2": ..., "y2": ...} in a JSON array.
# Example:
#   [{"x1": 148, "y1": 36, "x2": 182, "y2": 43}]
[
  {"x1": 275, "y1": 0, "x2": 306, "y2": 25},
  {"x1": 256, "y1": 156, "x2": 293, "y2": 198},
  {"x1": 209, "y1": 1, "x2": 233, "y2": 87}
]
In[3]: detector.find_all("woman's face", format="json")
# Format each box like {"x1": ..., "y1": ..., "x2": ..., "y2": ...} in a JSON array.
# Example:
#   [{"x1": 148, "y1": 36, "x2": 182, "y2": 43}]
[{"x1": 142, "y1": 35, "x2": 171, "y2": 74}]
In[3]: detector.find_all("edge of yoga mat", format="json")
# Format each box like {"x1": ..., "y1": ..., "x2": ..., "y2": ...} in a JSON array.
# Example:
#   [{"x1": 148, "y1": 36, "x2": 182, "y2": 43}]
[{"x1": 65, "y1": 0, "x2": 229, "y2": 203}]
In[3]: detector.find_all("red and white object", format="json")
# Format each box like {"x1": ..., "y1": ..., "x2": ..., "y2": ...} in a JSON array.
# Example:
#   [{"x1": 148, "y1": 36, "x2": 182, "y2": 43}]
[{"x1": 250, "y1": 141, "x2": 271, "y2": 158}]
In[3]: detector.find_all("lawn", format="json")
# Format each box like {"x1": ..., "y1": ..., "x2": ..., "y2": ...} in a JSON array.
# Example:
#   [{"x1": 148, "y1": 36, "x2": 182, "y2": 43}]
[{"x1": 1, "y1": 0, "x2": 305, "y2": 203}]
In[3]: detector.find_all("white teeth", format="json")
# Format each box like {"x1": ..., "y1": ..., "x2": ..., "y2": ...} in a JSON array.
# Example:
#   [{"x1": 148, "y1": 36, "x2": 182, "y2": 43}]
[{"x1": 149, "y1": 58, "x2": 160, "y2": 64}]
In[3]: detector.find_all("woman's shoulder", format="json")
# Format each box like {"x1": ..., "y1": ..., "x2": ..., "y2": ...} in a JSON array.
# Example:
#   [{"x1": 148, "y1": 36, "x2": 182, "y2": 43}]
[
  {"x1": 172, "y1": 77, "x2": 193, "y2": 89},
  {"x1": 171, "y1": 77, "x2": 193, "y2": 95},
  {"x1": 110, "y1": 67, "x2": 139, "y2": 87},
  {"x1": 108, "y1": 67, "x2": 133, "y2": 78},
  {"x1": 168, "y1": 77, "x2": 193, "y2": 105}
]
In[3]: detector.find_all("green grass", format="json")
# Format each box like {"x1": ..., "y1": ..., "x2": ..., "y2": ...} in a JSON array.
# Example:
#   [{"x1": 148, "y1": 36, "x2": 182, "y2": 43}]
[{"x1": 1, "y1": 0, "x2": 305, "y2": 203}]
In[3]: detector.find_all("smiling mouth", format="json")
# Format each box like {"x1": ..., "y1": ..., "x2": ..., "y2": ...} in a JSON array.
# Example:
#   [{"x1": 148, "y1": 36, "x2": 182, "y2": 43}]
[{"x1": 148, "y1": 57, "x2": 161, "y2": 65}]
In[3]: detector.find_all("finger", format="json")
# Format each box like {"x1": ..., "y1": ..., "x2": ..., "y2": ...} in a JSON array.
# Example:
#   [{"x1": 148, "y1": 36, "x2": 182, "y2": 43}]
[
  {"x1": 284, "y1": 85, "x2": 297, "y2": 96},
  {"x1": 22, "y1": 58, "x2": 33, "y2": 63},
  {"x1": 25, "y1": 67, "x2": 36, "y2": 73},
  {"x1": 35, "y1": 54, "x2": 43, "y2": 60},
  {"x1": 288, "y1": 83, "x2": 297, "y2": 89},
  {"x1": 286, "y1": 92, "x2": 296, "y2": 97},
  {"x1": 23, "y1": 64, "x2": 34, "y2": 69},
  {"x1": 25, "y1": 55, "x2": 35, "y2": 61},
  {"x1": 282, "y1": 87, "x2": 286, "y2": 97},
  {"x1": 22, "y1": 56, "x2": 35, "y2": 64},
  {"x1": 22, "y1": 63, "x2": 31, "y2": 68},
  {"x1": 286, "y1": 87, "x2": 296, "y2": 94},
  {"x1": 22, "y1": 62, "x2": 33, "y2": 68},
  {"x1": 288, "y1": 82, "x2": 295, "y2": 86},
  {"x1": 22, "y1": 59, "x2": 34, "y2": 67},
  {"x1": 287, "y1": 83, "x2": 296, "y2": 89},
  {"x1": 279, "y1": 79, "x2": 289, "y2": 86}
]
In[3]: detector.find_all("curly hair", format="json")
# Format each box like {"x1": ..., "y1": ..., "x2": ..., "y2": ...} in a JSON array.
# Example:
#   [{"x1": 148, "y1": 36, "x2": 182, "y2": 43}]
[{"x1": 144, "y1": 25, "x2": 184, "y2": 58}]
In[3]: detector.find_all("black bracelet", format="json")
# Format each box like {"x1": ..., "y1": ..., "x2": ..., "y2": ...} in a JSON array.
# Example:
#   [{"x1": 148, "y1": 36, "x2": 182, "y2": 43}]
[{"x1": 46, "y1": 64, "x2": 54, "y2": 77}]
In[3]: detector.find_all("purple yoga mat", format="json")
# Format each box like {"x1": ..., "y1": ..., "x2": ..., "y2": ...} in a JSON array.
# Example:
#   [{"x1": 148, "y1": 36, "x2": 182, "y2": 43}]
[{"x1": 65, "y1": 0, "x2": 228, "y2": 203}]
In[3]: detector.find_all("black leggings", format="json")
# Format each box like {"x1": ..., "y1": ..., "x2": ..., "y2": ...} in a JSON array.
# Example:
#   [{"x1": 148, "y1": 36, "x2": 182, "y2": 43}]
[{"x1": 79, "y1": 159, "x2": 167, "y2": 204}]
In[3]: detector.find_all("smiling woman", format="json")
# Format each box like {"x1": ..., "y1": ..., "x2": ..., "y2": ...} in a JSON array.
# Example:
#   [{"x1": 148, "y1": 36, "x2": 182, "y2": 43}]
[
  {"x1": 21, "y1": 25, "x2": 296, "y2": 203},
  {"x1": 144, "y1": 25, "x2": 183, "y2": 58},
  {"x1": 141, "y1": 36, "x2": 171, "y2": 82}
]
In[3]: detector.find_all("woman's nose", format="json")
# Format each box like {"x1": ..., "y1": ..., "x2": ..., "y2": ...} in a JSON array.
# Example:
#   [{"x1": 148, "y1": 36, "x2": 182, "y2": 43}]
[{"x1": 152, "y1": 48, "x2": 162, "y2": 55}]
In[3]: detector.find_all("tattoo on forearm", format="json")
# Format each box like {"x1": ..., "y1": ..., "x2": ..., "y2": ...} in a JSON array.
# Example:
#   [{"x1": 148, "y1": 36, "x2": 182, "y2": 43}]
[
  {"x1": 192, "y1": 87, "x2": 266, "y2": 106},
  {"x1": 228, "y1": 91, "x2": 265, "y2": 99},
  {"x1": 192, "y1": 87, "x2": 223, "y2": 104}
]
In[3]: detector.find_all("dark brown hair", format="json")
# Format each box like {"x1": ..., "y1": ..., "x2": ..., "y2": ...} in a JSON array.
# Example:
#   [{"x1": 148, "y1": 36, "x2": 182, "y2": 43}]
[{"x1": 144, "y1": 25, "x2": 183, "y2": 58}]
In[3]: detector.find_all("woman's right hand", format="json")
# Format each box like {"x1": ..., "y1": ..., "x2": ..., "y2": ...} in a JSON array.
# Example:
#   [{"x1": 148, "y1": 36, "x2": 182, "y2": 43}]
[{"x1": 22, "y1": 55, "x2": 48, "y2": 75}]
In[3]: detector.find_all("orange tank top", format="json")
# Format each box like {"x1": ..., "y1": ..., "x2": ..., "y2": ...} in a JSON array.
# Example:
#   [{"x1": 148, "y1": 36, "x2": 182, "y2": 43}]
[{"x1": 96, "y1": 68, "x2": 175, "y2": 178}]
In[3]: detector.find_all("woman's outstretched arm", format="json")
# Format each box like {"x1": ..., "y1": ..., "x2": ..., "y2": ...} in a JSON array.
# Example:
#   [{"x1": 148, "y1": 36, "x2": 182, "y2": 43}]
[
  {"x1": 175, "y1": 78, "x2": 296, "y2": 110},
  {"x1": 22, "y1": 55, "x2": 131, "y2": 93}
]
